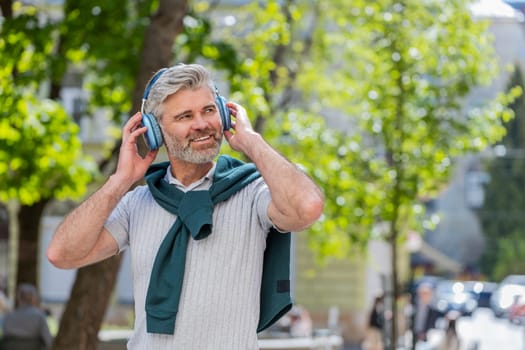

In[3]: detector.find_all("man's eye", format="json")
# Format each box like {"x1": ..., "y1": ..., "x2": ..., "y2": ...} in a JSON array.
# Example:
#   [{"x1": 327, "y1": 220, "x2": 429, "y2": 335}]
[{"x1": 177, "y1": 114, "x2": 191, "y2": 120}]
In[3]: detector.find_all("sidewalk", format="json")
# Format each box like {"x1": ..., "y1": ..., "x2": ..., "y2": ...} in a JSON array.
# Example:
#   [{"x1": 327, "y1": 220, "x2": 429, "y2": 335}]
[{"x1": 98, "y1": 330, "x2": 345, "y2": 350}]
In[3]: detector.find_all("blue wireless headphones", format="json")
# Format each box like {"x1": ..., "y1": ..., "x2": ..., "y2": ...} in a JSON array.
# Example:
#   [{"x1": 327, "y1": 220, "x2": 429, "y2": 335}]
[{"x1": 140, "y1": 67, "x2": 232, "y2": 151}]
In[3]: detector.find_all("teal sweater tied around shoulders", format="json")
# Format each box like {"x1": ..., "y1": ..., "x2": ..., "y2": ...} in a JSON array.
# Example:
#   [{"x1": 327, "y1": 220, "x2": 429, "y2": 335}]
[{"x1": 144, "y1": 155, "x2": 292, "y2": 335}]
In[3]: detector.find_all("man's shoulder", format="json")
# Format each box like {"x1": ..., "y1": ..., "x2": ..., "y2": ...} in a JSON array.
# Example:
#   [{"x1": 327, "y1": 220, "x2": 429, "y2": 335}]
[
  {"x1": 127, "y1": 184, "x2": 152, "y2": 196},
  {"x1": 119, "y1": 184, "x2": 154, "y2": 209},
  {"x1": 5, "y1": 306, "x2": 46, "y2": 321}
]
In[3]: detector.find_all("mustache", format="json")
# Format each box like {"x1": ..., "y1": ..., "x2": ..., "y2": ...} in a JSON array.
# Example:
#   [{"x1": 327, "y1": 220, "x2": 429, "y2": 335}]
[{"x1": 188, "y1": 129, "x2": 221, "y2": 141}]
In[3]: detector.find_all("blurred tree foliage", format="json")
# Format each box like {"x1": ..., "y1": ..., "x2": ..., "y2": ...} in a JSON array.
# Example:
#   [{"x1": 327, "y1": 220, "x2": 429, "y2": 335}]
[
  {"x1": 198, "y1": 0, "x2": 520, "y2": 342},
  {"x1": 0, "y1": 0, "x2": 98, "y2": 297},
  {"x1": 477, "y1": 65, "x2": 525, "y2": 281}
]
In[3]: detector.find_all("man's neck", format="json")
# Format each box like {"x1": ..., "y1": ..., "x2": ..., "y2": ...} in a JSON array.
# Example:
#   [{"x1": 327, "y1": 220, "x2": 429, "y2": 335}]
[{"x1": 169, "y1": 159, "x2": 214, "y2": 187}]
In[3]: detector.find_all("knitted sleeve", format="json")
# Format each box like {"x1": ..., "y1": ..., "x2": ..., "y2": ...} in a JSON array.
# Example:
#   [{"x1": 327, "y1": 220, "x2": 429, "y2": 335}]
[
  {"x1": 253, "y1": 178, "x2": 287, "y2": 234},
  {"x1": 104, "y1": 185, "x2": 150, "y2": 252}
]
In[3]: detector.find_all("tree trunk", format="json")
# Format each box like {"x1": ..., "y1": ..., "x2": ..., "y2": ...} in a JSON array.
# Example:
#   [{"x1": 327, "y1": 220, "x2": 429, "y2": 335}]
[
  {"x1": 390, "y1": 233, "x2": 398, "y2": 350},
  {"x1": 6, "y1": 201, "x2": 19, "y2": 301},
  {"x1": 52, "y1": 0, "x2": 188, "y2": 348},
  {"x1": 0, "y1": 0, "x2": 13, "y2": 18},
  {"x1": 16, "y1": 201, "x2": 49, "y2": 288},
  {"x1": 131, "y1": 0, "x2": 189, "y2": 113},
  {"x1": 51, "y1": 255, "x2": 122, "y2": 350}
]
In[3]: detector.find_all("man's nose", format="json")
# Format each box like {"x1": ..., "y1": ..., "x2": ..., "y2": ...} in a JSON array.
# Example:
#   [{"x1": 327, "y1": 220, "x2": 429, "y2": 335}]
[{"x1": 191, "y1": 114, "x2": 208, "y2": 129}]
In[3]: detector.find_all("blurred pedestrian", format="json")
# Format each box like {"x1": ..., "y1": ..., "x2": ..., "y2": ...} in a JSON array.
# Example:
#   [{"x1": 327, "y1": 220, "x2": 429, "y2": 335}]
[
  {"x1": 508, "y1": 295, "x2": 525, "y2": 350},
  {"x1": 509, "y1": 294, "x2": 525, "y2": 324},
  {"x1": 437, "y1": 310, "x2": 461, "y2": 350},
  {"x1": 1, "y1": 283, "x2": 52, "y2": 350},
  {"x1": 362, "y1": 294, "x2": 385, "y2": 350},
  {"x1": 288, "y1": 306, "x2": 313, "y2": 337},
  {"x1": 0, "y1": 288, "x2": 11, "y2": 337},
  {"x1": 413, "y1": 283, "x2": 442, "y2": 343}
]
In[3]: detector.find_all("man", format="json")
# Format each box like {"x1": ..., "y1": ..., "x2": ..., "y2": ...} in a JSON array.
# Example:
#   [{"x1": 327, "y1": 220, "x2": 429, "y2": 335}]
[
  {"x1": 413, "y1": 282, "x2": 442, "y2": 344},
  {"x1": 1, "y1": 284, "x2": 52, "y2": 350},
  {"x1": 47, "y1": 63, "x2": 324, "y2": 349},
  {"x1": 362, "y1": 294, "x2": 385, "y2": 350}
]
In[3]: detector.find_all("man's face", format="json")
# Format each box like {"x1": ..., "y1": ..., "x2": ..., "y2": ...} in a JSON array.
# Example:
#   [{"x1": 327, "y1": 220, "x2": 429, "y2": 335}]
[
  {"x1": 418, "y1": 285, "x2": 433, "y2": 304},
  {"x1": 159, "y1": 86, "x2": 223, "y2": 164}
]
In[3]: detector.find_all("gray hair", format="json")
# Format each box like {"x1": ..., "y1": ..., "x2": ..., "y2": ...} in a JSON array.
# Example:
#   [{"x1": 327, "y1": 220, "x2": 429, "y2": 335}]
[{"x1": 142, "y1": 63, "x2": 216, "y2": 120}]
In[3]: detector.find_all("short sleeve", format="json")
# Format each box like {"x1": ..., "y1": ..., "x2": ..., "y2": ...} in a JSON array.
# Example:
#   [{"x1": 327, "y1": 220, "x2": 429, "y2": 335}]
[
  {"x1": 104, "y1": 191, "x2": 133, "y2": 252},
  {"x1": 253, "y1": 178, "x2": 287, "y2": 233}
]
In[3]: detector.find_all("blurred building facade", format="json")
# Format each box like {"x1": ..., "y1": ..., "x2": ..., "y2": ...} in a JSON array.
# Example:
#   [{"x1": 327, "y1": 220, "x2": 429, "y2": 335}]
[{"x1": 414, "y1": 0, "x2": 525, "y2": 275}]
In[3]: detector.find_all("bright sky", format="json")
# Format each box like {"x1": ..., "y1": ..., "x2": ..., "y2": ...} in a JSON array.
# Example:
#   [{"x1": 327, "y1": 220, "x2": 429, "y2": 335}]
[{"x1": 471, "y1": 0, "x2": 524, "y2": 19}]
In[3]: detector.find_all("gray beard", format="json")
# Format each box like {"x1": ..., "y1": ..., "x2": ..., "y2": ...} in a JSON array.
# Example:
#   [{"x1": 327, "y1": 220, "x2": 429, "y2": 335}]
[{"x1": 164, "y1": 136, "x2": 222, "y2": 164}]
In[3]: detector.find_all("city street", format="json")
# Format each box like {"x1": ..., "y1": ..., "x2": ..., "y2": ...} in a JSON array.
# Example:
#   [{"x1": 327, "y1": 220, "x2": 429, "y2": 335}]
[
  {"x1": 410, "y1": 307, "x2": 524, "y2": 350},
  {"x1": 457, "y1": 308, "x2": 524, "y2": 350}
]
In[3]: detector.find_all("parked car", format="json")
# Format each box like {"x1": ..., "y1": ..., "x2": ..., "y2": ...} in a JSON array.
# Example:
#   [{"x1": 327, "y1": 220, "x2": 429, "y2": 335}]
[
  {"x1": 432, "y1": 280, "x2": 478, "y2": 317},
  {"x1": 463, "y1": 281, "x2": 498, "y2": 308},
  {"x1": 490, "y1": 274, "x2": 525, "y2": 318}
]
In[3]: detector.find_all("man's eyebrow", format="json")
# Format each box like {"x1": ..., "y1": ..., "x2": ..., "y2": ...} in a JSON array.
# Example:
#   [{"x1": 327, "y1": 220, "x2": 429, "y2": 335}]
[
  {"x1": 172, "y1": 109, "x2": 192, "y2": 119},
  {"x1": 169, "y1": 103, "x2": 216, "y2": 119}
]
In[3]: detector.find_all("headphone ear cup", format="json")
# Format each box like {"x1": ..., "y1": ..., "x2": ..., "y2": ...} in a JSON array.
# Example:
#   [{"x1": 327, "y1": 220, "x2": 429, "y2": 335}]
[
  {"x1": 216, "y1": 95, "x2": 231, "y2": 130},
  {"x1": 141, "y1": 113, "x2": 163, "y2": 150}
]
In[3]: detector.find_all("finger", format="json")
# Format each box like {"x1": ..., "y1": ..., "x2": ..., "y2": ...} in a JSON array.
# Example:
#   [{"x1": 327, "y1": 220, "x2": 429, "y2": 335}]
[
  {"x1": 226, "y1": 102, "x2": 239, "y2": 114},
  {"x1": 128, "y1": 112, "x2": 144, "y2": 130},
  {"x1": 229, "y1": 108, "x2": 238, "y2": 117},
  {"x1": 127, "y1": 111, "x2": 142, "y2": 123},
  {"x1": 123, "y1": 113, "x2": 143, "y2": 141}
]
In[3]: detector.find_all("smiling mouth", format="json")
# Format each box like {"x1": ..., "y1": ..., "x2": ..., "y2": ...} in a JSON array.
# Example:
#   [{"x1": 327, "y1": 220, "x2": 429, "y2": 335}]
[{"x1": 191, "y1": 135, "x2": 212, "y2": 143}]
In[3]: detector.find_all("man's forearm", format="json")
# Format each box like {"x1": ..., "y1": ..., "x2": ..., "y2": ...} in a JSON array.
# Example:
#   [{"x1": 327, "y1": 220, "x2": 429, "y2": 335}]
[
  {"x1": 244, "y1": 133, "x2": 324, "y2": 231},
  {"x1": 46, "y1": 174, "x2": 131, "y2": 268}
]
